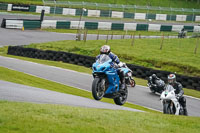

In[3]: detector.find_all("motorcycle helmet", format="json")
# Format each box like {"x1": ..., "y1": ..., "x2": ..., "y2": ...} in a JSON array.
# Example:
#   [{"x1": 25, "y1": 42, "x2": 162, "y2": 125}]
[
  {"x1": 152, "y1": 74, "x2": 157, "y2": 80},
  {"x1": 168, "y1": 74, "x2": 176, "y2": 84},
  {"x1": 100, "y1": 45, "x2": 111, "y2": 55}
]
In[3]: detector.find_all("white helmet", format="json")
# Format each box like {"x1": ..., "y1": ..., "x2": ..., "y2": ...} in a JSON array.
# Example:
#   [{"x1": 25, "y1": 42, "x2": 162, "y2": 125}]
[
  {"x1": 168, "y1": 74, "x2": 176, "y2": 84},
  {"x1": 100, "y1": 45, "x2": 110, "y2": 55}
]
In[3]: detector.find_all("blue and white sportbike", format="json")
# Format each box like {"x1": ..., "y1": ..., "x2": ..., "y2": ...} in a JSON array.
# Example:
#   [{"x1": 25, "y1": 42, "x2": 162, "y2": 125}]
[{"x1": 92, "y1": 54, "x2": 128, "y2": 105}]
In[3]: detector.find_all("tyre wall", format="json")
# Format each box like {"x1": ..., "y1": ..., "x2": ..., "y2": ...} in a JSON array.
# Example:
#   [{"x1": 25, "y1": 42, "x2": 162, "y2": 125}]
[{"x1": 7, "y1": 46, "x2": 200, "y2": 91}]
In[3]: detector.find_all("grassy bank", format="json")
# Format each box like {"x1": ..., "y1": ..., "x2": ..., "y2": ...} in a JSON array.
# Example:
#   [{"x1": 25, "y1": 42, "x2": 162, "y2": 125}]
[
  {"x1": 0, "y1": 101, "x2": 199, "y2": 133},
  {"x1": 43, "y1": 29, "x2": 194, "y2": 36},
  {"x1": 0, "y1": 46, "x2": 200, "y2": 98},
  {"x1": 22, "y1": 38, "x2": 200, "y2": 77}
]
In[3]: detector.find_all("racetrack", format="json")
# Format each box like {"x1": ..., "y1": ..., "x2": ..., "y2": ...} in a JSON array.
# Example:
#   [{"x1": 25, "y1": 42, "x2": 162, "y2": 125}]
[
  {"x1": 0, "y1": 13, "x2": 199, "y2": 117},
  {"x1": 0, "y1": 80, "x2": 142, "y2": 112},
  {"x1": 0, "y1": 13, "x2": 183, "y2": 46},
  {"x1": 0, "y1": 27, "x2": 178, "y2": 47},
  {"x1": 0, "y1": 56, "x2": 199, "y2": 117}
]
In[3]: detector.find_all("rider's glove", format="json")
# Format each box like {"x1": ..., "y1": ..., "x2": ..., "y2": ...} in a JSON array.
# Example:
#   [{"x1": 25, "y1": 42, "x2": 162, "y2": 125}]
[
  {"x1": 152, "y1": 84, "x2": 157, "y2": 88},
  {"x1": 118, "y1": 62, "x2": 124, "y2": 67},
  {"x1": 176, "y1": 94, "x2": 180, "y2": 99}
]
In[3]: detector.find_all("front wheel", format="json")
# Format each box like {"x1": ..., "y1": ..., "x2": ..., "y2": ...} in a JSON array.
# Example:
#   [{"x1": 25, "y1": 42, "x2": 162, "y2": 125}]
[
  {"x1": 163, "y1": 103, "x2": 170, "y2": 114},
  {"x1": 92, "y1": 78, "x2": 104, "y2": 100},
  {"x1": 150, "y1": 87, "x2": 156, "y2": 93},
  {"x1": 163, "y1": 102, "x2": 174, "y2": 114},
  {"x1": 114, "y1": 86, "x2": 128, "y2": 105}
]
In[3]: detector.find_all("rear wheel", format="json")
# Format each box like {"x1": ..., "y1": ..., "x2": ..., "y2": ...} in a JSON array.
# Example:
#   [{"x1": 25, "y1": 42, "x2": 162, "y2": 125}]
[
  {"x1": 114, "y1": 86, "x2": 128, "y2": 105},
  {"x1": 130, "y1": 79, "x2": 136, "y2": 87},
  {"x1": 92, "y1": 78, "x2": 104, "y2": 100}
]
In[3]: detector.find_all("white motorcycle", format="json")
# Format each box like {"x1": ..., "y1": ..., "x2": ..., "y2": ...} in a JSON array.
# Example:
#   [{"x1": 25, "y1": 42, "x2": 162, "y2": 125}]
[{"x1": 160, "y1": 84, "x2": 184, "y2": 115}]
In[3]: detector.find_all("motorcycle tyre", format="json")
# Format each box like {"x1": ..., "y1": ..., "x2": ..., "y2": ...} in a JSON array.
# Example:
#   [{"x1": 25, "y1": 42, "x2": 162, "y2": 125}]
[
  {"x1": 130, "y1": 79, "x2": 136, "y2": 87},
  {"x1": 114, "y1": 86, "x2": 128, "y2": 105},
  {"x1": 150, "y1": 87, "x2": 156, "y2": 94},
  {"x1": 92, "y1": 77, "x2": 104, "y2": 101},
  {"x1": 163, "y1": 103, "x2": 172, "y2": 114}
]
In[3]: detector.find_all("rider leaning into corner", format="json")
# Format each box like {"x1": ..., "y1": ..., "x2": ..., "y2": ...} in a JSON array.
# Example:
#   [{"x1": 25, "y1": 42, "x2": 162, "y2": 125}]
[
  {"x1": 149, "y1": 74, "x2": 160, "y2": 87},
  {"x1": 96, "y1": 45, "x2": 126, "y2": 90},
  {"x1": 167, "y1": 74, "x2": 188, "y2": 116}
]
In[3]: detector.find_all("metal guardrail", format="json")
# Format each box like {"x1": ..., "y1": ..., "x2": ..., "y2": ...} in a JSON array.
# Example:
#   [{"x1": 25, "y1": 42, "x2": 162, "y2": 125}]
[{"x1": 42, "y1": 0, "x2": 200, "y2": 13}]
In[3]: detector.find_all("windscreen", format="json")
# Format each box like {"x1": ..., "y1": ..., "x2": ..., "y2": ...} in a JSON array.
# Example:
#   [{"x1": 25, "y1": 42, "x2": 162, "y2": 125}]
[
  {"x1": 165, "y1": 85, "x2": 174, "y2": 92},
  {"x1": 98, "y1": 54, "x2": 111, "y2": 64}
]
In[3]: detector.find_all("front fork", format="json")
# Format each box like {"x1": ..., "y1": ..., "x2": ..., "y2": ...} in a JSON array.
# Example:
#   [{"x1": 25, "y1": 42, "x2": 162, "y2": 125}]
[{"x1": 100, "y1": 78, "x2": 106, "y2": 92}]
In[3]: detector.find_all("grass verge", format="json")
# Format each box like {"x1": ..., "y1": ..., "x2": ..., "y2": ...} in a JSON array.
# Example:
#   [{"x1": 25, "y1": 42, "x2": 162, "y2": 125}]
[
  {"x1": 0, "y1": 46, "x2": 200, "y2": 98},
  {"x1": 0, "y1": 101, "x2": 200, "y2": 133},
  {"x1": 0, "y1": 0, "x2": 199, "y2": 9},
  {"x1": 43, "y1": 28, "x2": 195, "y2": 36}
]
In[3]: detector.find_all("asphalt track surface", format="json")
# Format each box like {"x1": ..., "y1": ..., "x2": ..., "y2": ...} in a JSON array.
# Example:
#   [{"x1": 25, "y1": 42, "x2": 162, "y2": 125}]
[
  {"x1": 0, "y1": 27, "x2": 179, "y2": 46},
  {"x1": 0, "y1": 13, "x2": 182, "y2": 46},
  {"x1": 0, "y1": 56, "x2": 199, "y2": 117},
  {"x1": 0, "y1": 80, "x2": 142, "y2": 112}
]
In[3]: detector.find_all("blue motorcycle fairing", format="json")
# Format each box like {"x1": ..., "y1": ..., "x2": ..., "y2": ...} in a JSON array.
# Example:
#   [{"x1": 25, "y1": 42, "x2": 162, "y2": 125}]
[
  {"x1": 105, "y1": 70, "x2": 120, "y2": 94},
  {"x1": 92, "y1": 57, "x2": 120, "y2": 94}
]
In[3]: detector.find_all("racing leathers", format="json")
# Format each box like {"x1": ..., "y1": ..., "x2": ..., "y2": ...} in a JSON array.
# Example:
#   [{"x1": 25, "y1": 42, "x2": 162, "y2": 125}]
[{"x1": 170, "y1": 81, "x2": 188, "y2": 116}]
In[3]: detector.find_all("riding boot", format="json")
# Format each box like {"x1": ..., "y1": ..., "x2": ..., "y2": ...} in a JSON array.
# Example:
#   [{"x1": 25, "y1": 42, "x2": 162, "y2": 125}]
[
  {"x1": 118, "y1": 70, "x2": 125, "y2": 90},
  {"x1": 120, "y1": 77, "x2": 126, "y2": 90},
  {"x1": 181, "y1": 97, "x2": 188, "y2": 116},
  {"x1": 183, "y1": 107, "x2": 188, "y2": 116}
]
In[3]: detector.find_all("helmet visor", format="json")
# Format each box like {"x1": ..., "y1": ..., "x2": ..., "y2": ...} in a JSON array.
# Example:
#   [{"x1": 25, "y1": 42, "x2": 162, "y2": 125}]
[{"x1": 168, "y1": 79, "x2": 174, "y2": 84}]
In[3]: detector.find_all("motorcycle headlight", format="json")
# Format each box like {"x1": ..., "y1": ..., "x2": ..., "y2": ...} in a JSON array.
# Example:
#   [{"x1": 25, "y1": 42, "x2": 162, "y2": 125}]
[
  {"x1": 127, "y1": 72, "x2": 132, "y2": 77},
  {"x1": 164, "y1": 92, "x2": 168, "y2": 97}
]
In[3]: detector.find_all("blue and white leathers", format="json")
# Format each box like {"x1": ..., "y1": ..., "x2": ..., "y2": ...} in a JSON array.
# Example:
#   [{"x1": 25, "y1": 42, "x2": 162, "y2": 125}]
[
  {"x1": 119, "y1": 67, "x2": 130, "y2": 75},
  {"x1": 92, "y1": 54, "x2": 120, "y2": 94}
]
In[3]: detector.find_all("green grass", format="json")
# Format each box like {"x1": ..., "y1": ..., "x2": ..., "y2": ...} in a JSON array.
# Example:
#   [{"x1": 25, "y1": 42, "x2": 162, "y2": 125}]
[
  {"x1": 22, "y1": 38, "x2": 200, "y2": 77},
  {"x1": 0, "y1": 65, "x2": 157, "y2": 113},
  {"x1": 0, "y1": 101, "x2": 200, "y2": 133},
  {"x1": 0, "y1": 46, "x2": 200, "y2": 98},
  {"x1": 0, "y1": 0, "x2": 199, "y2": 9},
  {"x1": 43, "y1": 29, "x2": 195, "y2": 36}
]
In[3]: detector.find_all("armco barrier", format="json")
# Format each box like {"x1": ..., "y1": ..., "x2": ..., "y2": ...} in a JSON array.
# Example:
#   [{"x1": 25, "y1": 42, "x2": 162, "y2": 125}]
[
  {"x1": 7, "y1": 46, "x2": 200, "y2": 91},
  {"x1": 3, "y1": 19, "x2": 200, "y2": 32}
]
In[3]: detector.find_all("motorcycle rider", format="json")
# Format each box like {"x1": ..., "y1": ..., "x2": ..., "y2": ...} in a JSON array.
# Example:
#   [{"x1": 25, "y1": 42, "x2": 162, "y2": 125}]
[
  {"x1": 96, "y1": 45, "x2": 126, "y2": 90},
  {"x1": 148, "y1": 74, "x2": 160, "y2": 87},
  {"x1": 178, "y1": 28, "x2": 186, "y2": 38},
  {"x1": 167, "y1": 74, "x2": 188, "y2": 116}
]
